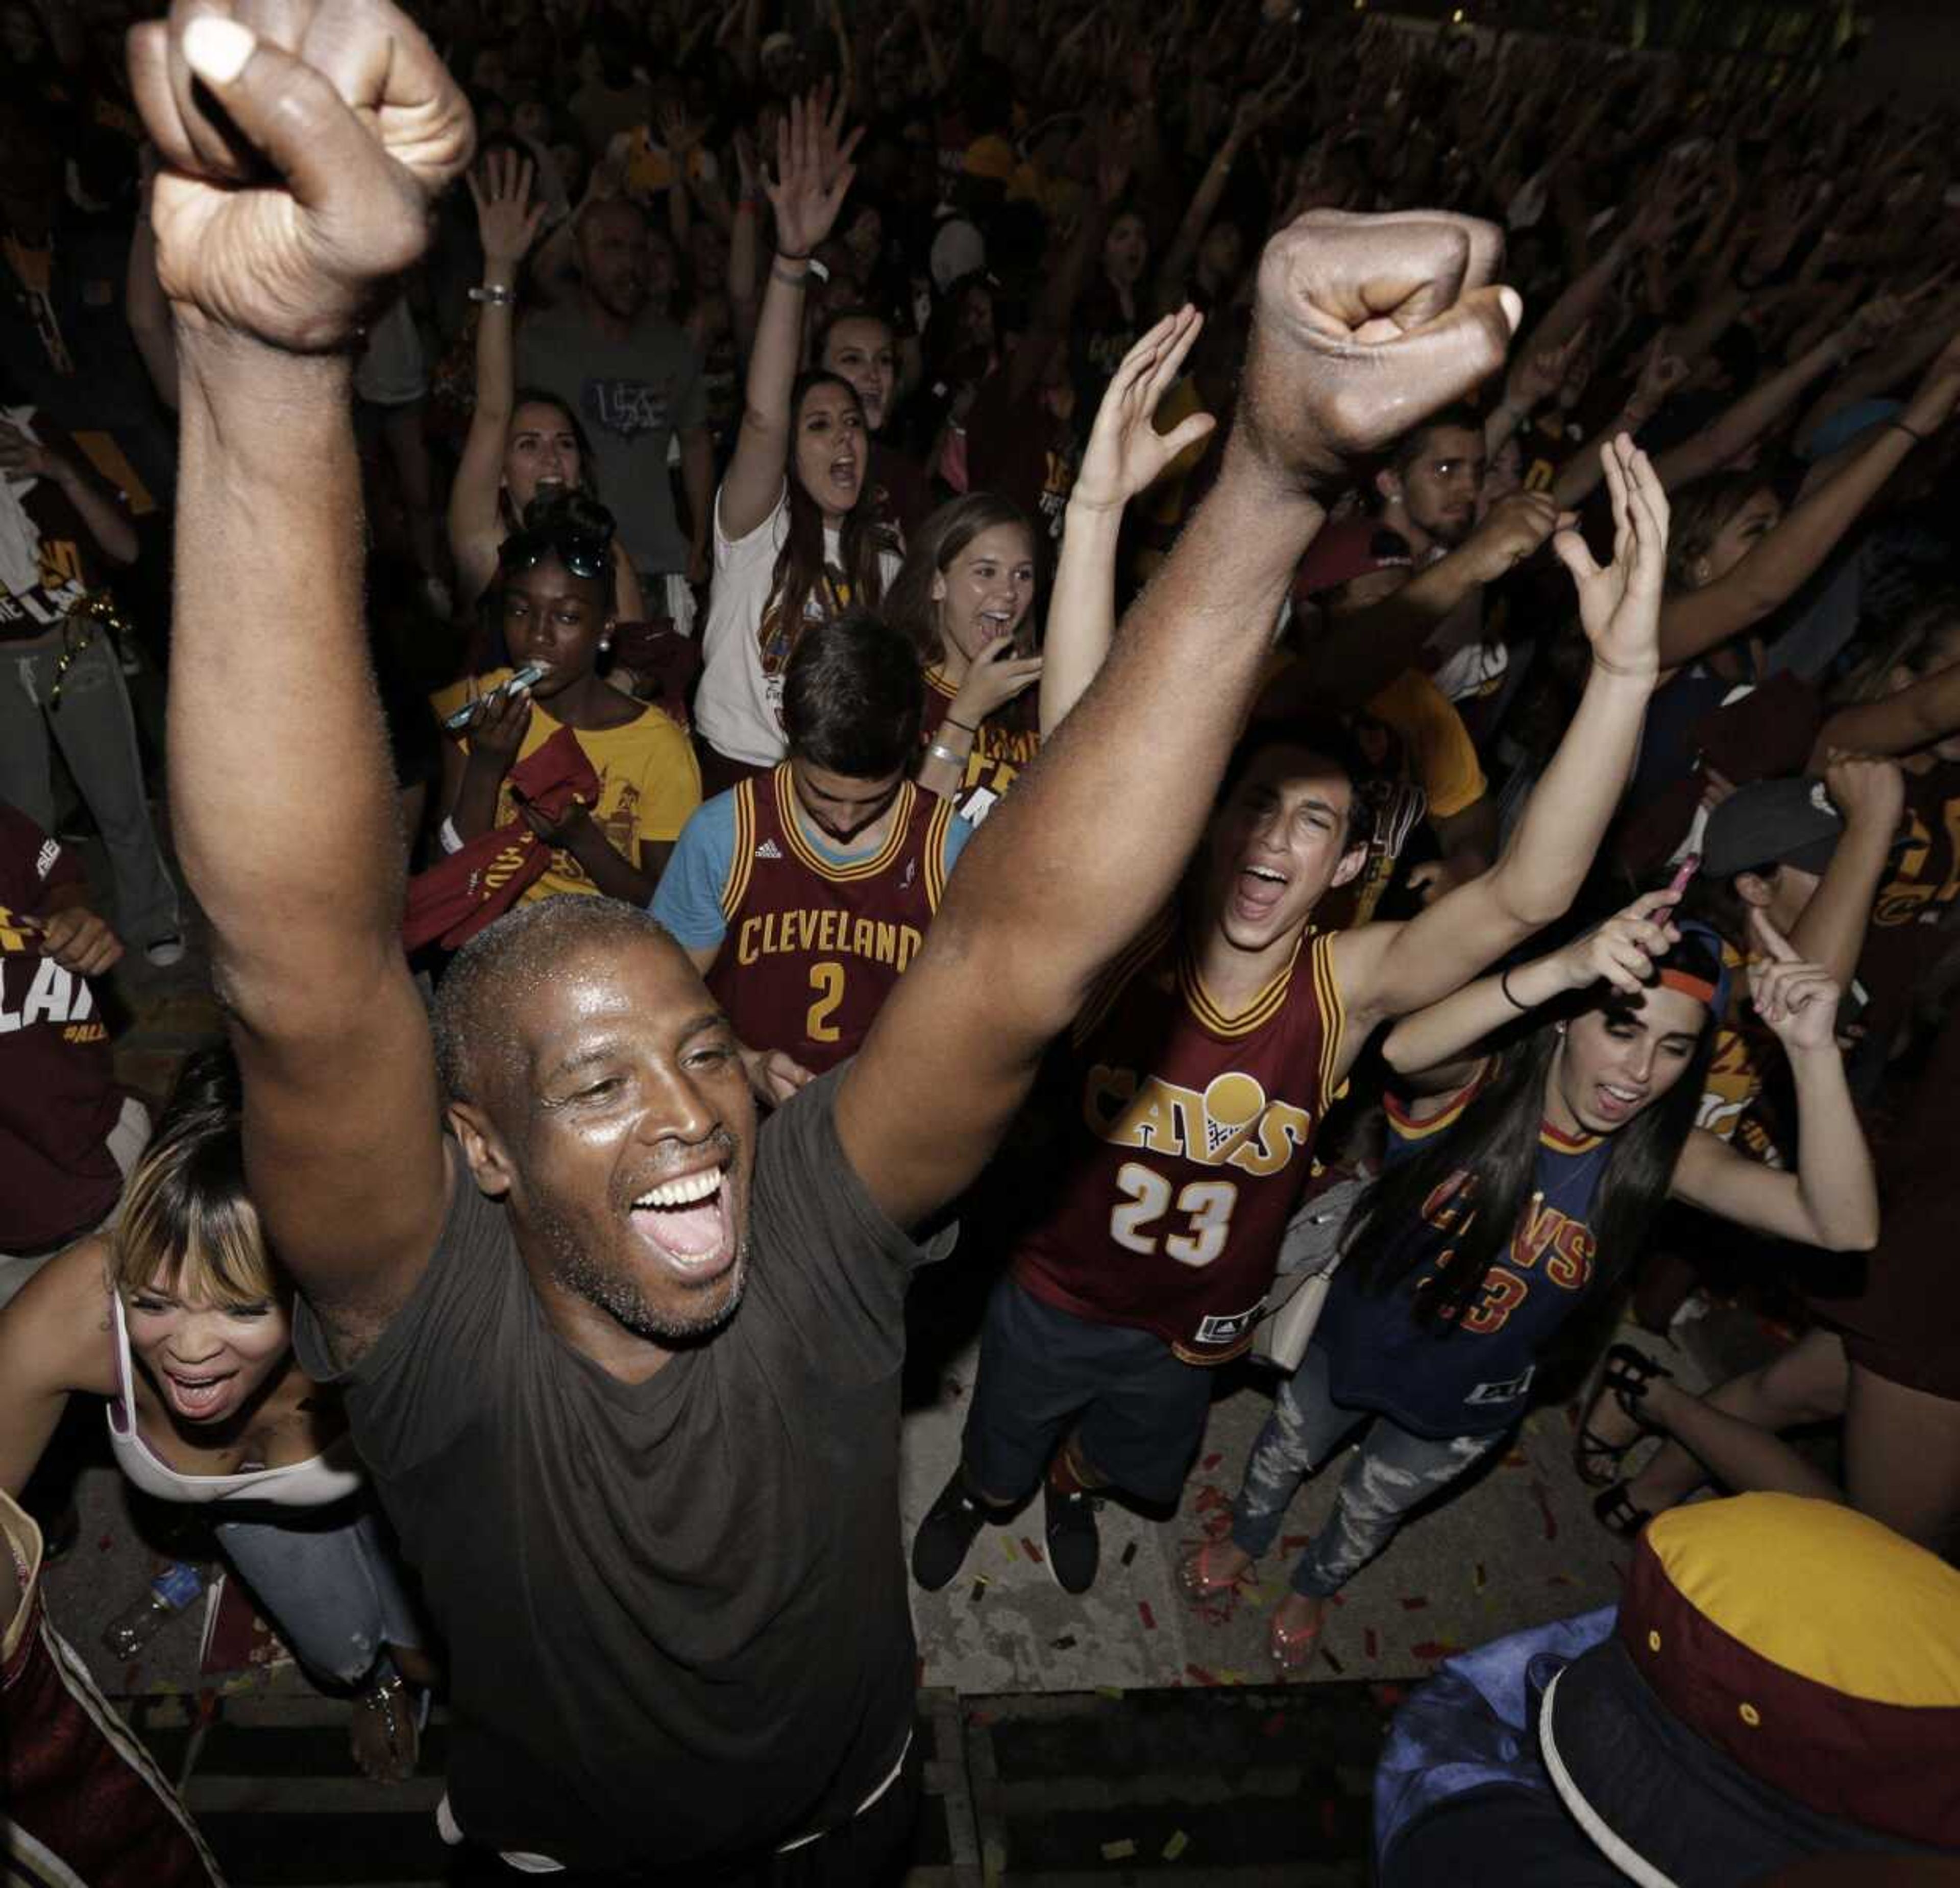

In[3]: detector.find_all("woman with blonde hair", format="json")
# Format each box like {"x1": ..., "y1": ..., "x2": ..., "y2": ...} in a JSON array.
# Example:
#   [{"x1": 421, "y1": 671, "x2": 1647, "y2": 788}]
[{"x1": 0, "y1": 1049, "x2": 432, "y2": 1781}]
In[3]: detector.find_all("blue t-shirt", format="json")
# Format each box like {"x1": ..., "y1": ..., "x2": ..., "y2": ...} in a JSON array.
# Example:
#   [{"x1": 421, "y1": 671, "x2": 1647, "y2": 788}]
[
  {"x1": 651, "y1": 785, "x2": 975, "y2": 951},
  {"x1": 1313, "y1": 1083, "x2": 1614, "y2": 1439}
]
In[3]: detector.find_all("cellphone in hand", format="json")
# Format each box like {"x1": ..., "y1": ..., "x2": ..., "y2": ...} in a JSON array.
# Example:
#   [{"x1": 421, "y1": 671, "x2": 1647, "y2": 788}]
[{"x1": 443, "y1": 662, "x2": 546, "y2": 733}]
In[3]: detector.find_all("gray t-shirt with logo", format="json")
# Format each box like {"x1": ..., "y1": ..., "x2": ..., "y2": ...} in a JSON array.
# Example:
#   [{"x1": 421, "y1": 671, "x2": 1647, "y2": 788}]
[{"x1": 516, "y1": 304, "x2": 706, "y2": 578}]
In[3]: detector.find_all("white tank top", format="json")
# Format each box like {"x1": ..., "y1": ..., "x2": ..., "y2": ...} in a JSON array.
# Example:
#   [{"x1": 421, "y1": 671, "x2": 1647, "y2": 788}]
[{"x1": 105, "y1": 1291, "x2": 364, "y2": 1508}]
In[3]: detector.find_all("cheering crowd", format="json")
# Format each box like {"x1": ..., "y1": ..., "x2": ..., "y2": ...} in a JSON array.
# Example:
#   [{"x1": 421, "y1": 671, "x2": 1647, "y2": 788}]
[{"x1": 2, "y1": 0, "x2": 1958, "y2": 1881}]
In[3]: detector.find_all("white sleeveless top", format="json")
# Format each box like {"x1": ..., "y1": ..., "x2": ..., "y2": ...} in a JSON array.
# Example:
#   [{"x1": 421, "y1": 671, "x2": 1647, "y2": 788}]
[{"x1": 105, "y1": 1291, "x2": 364, "y2": 1508}]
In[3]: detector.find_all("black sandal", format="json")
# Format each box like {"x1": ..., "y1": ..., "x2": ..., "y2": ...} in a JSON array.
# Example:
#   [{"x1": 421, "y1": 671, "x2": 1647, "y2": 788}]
[
  {"x1": 1594, "y1": 1483, "x2": 1654, "y2": 1540},
  {"x1": 1599, "y1": 1343, "x2": 1672, "y2": 1424}
]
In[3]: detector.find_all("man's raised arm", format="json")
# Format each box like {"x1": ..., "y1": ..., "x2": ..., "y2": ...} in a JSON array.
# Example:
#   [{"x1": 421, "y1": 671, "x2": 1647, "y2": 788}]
[
  {"x1": 129, "y1": 0, "x2": 474, "y2": 1349},
  {"x1": 840, "y1": 211, "x2": 1521, "y2": 1228}
]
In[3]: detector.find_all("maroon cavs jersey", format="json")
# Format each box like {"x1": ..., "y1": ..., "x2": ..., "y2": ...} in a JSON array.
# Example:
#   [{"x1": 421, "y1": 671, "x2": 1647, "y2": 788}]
[
  {"x1": 707, "y1": 763, "x2": 958, "y2": 1073},
  {"x1": 1012, "y1": 912, "x2": 1348, "y2": 1363},
  {"x1": 921, "y1": 665, "x2": 1040, "y2": 817}
]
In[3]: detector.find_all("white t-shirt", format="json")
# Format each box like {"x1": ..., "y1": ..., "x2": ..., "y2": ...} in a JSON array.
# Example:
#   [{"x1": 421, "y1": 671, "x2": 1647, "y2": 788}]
[{"x1": 695, "y1": 485, "x2": 902, "y2": 767}]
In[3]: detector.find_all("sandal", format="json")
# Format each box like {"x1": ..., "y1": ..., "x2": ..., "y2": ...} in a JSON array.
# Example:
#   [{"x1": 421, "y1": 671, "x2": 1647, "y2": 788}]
[
  {"x1": 1269, "y1": 1595, "x2": 1325, "y2": 1672},
  {"x1": 349, "y1": 1662, "x2": 421, "y2": 1784},
  {"x1": 1593, "y1": 1483, "x2": 1654, "y2": 1541},
  {"x1": 1600, "y1": 1343, "x2": 1673, "y2": 1424},
  {"x1": 1181, "y1": 1539, "x2": 1251, "y2": 1601}
]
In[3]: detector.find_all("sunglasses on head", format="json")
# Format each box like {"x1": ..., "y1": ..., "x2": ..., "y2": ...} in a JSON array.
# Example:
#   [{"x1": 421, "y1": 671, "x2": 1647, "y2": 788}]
[{"x1": 501, "y1": 526, "x2": 610, "y2": 580}]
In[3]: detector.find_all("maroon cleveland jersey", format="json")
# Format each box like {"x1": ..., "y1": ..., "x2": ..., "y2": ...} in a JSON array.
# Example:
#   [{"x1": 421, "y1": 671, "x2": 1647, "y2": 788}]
[
  {"x1": 707, "y1": 764, "x2": 958, "y2": 1073},
  {"x1": 921, "y1": 665, "x2": 1040, "y2": 818},
  {"x1": 1012, "y1": 912, "x2": 1348, "y2": 1362}
]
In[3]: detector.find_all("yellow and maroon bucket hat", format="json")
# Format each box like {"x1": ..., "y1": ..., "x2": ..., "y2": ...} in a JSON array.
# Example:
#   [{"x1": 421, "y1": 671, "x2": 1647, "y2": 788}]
[{"x1": 1540, "y1": 1494, "x2": 1960, "y2": 1884}]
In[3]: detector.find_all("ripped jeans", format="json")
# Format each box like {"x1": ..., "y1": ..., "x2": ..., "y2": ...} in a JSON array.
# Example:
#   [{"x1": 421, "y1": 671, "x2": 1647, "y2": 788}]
[{"x1": 1229, "y1": 1344, "x2": 1509, "y2": 1599}]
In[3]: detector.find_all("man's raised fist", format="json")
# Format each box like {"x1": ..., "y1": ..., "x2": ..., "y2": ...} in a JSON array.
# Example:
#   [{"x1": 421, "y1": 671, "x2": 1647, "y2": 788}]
[
  {"x1": 1239, "y1": 209, "x2": 1521, "y2": 491},
  {"x1": 128, "y1": 1, "x2": 474, "y2": 354}
]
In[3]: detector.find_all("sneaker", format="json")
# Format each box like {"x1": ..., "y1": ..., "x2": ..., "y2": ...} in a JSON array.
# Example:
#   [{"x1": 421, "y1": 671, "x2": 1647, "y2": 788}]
[
  {"x1": 911, "y1": 1468, "x2": 992, "y2": 1591},
  {"x1": 143, "y1": 935, "x2": 185, "y2": 968},
  {"x1": 1043, "y1": 1482, "x2": 1101, "y2": 1594}
]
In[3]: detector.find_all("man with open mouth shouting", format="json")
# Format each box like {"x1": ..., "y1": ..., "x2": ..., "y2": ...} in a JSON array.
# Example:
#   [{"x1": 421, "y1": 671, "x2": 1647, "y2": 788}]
[{"x1": 142, "y1": 0, "x2": 1529, "y2": 1876}]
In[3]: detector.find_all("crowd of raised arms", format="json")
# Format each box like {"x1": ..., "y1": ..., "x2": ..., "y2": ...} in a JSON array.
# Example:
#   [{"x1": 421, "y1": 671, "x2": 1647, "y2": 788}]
[{"x1": 1, "y1": 0, "x2": 1957, "y2": 1882}]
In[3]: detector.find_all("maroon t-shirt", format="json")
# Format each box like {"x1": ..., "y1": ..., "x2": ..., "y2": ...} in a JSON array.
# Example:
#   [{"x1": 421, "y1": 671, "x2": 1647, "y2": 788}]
[
  {"x1": 0, "y1": 804, "x2": 123, "y2": 1248},
  {"x1": 963, "y1": 371, "x2": 1076, "y2": 544}
]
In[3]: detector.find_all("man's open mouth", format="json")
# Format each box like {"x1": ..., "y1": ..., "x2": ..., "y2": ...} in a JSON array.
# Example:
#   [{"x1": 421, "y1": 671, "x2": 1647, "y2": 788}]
[{"x1": 629, "y1": 1163, "x2": 737, "y2": 1279}]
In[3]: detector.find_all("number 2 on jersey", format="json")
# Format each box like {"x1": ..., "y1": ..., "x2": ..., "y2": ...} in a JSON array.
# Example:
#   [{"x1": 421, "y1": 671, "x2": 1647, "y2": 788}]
[
  {"x1": 1109, "y1": 1161, "x2": 1239, "y2": 1267},
  {"x1": 806, "y1": 960, "x2": 846, "y2": 1043}
]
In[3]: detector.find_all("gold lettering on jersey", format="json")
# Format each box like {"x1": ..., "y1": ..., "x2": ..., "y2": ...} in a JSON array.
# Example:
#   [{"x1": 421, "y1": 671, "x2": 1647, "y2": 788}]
[
  {"x1": 1084, "y1": 1066, "x2": 1312, "y2": 1177},
  {"x1": 734, "y1": 908, "x2": 922, "y2": 972},
  {"x1": 0, "y1": 956, "x2": 95, "y2": 1034}
]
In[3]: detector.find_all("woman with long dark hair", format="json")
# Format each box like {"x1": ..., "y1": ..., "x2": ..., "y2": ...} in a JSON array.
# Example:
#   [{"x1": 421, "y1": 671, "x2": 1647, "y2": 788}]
[
  {"x1": 694, "y1": 91, "x2": 901, "y2": 794},
  {"x1": 1185, "y1": 892, "x2": 1878, "y2": 1669}
]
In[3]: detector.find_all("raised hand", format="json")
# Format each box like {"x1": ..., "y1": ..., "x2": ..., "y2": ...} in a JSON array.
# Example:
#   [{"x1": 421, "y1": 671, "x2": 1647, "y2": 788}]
[
  {"x1": 1556, "y1": 888, "x2": 1684, "y2": 999},
  {"x1": 767, "y1": 85, "x2": 862, "y2": 259},
  {"x1": 1822, "y1": 752, "x2": 1905, "y2": 835},
  {"x1": 1628, "y1": 338, "x2": 1689, "y2": 419},
  {"x1": 1550, "y1": 434, "x2": 1669, "y2": 681},
  {"x1": 1457, "y1": 490, "x2": 1567, "y2": 585},
  {"x1": 469, "y1": 147, "x2": 544, "y2": 271},
  {"x1": 128, "y1": 1, "x2": 475, "y2": 353},
  {"x1": 1238, "y1": 208, "x2": 1520, "y2": 490},
  {"x1": 1506, "y1": 325, "x2": 1587, "y2": 413},
  {"x1": 1747, "y1": 910, "x2": 1841, "y2": 1053},
  {"x1": 1071, "y1": 309, "x2": 1217, "y2": 515}
]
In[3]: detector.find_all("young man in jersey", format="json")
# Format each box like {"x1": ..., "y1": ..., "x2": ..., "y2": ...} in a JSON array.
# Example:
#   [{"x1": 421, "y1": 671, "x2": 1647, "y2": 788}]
[
  {"x1": 913, "y1": 429, "x2": 1673, "y2": 1595},
  {"x1": 651, "y1": 611, "x2": 969, "y2": 1079},
  {"x1": 141, "y1": 5, "x2": 1524, "y2": 1869}
]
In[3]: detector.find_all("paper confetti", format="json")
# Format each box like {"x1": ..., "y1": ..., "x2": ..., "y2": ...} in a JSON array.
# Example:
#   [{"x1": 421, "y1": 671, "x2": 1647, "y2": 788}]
[
  {"x1": 1399, "y1": 1595, "x2": 1429, "y2": 1611},
  {"x1": 1281, "y1": 1533, "x2": 1312, "y2": 1552},
  {"x1": 1474, "y1": 1562, "x2": 1487, "y2": 1589},
  {"x1": 1138, "y1": 1600, "x2": 1158, "y2": 1630},
  {"x1": 1021, "y1": 1537, "x2": 1044, "y2": 1564},
  {"x1": 1101, "y1": 1839, "x2": 1137, "y2": 1861},
  {"x1": 1163, "y1": 1830, "x2": 1190, "y2": 1861},
  {"x1": 1531, "y1": 1479, "x2": 1559, "y2": 1540},
  {"x1": 1001, "y1": 1536, "x2": 1019, "y2": 1561},
  {"x1": 1364, "y1": 1628, "x2": 1379, "y2": 1659},
  {"x1": 1410, "y1": 1639, "x2": 1465, "y2": 1661},
  {"x1": 1321, "y1": 1647, "x2": 1344, "y2": 1674},
  {"x1": 969, "y1": 1579, "x2": 986, "y2": 1605},
  {"x1": 1201, "y1": 1452, "x2": 1222, "y2": 1471},
  {"x1": 1050, "y1": 1635, "x2": 1077, "y2": 1650},
  {"x1": 1120, "y1": 1541, "x2": 1139, "y2": 1568}
]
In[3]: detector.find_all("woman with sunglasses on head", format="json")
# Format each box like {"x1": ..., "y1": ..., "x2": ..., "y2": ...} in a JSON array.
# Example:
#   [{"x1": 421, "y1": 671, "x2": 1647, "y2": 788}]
[
  {"x1": 693, "y1": 90, "x2": 902, "y2": 796},
  {"x1": 0, "y1": 1049, "x2": 434, "y2": 1781},
  {"x1": 447, "y1": 140, "x2": 645, "y2": 625},
  {"x1": 432, "y1": 492, "x2": 701, "y2": 908},
  {"x1": 1183, "y1": 892, "x2": 1878, "y2": 1671}
]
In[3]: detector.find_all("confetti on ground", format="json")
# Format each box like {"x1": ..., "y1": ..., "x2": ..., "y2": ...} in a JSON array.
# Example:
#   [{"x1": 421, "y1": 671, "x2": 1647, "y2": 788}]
[
  {"x1": 1201, "y1": 1452, "x2": 1222, "y2": 1471},
  {"x1": 1410, "y1": 1639, "x2": 1465, "y2": 1661},
  {"x1": 1001, "y1": 1536, "x2": 1018, "y2": 1561},
  {"x1": 1185, "y1": 1662, "x2": 1219, "y2": 1686},
  {"x1": 1475, "y1": 1562, "x2": 1487, "y2": 1589},
  {"x1": 1101, "y1": 1838, "x2": 1137, "y2": 1861},
  {"x1": 1163, "y1": 1830, "x2": 1190, "y2": 1861},
  {"x1": 1399, "y1": 1595, "x2": 1429, "y2": 1611},
  {"x1": 1097, "y1": 1685, "x2": 1123, "y2": 1700},
  {"x1": 969, "y1": 1579, "x2": 986, "y2": 1605},
  {"x1": 1138, "y1": 1600, "x2": 1158, "y2": 1630},
  {"x1": 1321, "y1": 1647, "x2": 1344, "y2": 1674},
  {"x1": 1193, "y1": 1484, "x2": 1228, "y2": 1513},
  {"x1": 1050, "y1": 1635, "x2": 1077, "y2": 1651},
  {"x1": 1364, "y1": 1628, "x2": 1379, "y2": 1659},
  {"x1": 1547, "y1": 1573, "x2": 1574, "y2": 1587},
  {"x1": 1504, "y1": 1448, "x2": 1529, "y2": 1468},
  {"x1": 1020, "y1": 1536, "x2": 1044, "y2": 1564},
  {"x1": 1120, "y1": 1541, "x2": 1139, "y2": 1568},
  {"x1": 1281, "y1": 1533, "x2": 1311, "y2": 1552}
]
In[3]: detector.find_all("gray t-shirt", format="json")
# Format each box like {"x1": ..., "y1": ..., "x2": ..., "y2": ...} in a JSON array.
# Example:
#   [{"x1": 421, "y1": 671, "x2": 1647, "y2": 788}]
[
  {"x1": 516, "y1": 304, "x2": 706, "y2": 577},
  {"x1": 293, "y1": 1068, "x2": 949, "y2": 1871}
]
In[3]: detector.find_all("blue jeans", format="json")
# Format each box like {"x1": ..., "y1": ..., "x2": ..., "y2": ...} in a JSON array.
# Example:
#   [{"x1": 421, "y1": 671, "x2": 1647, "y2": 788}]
[
  {"x1": 213, "y1": 1493, "x2": 424, "y2": 1689},
  {"x1": 1229, "y1": 1345, "x2": 1509, "y2": 1599}
]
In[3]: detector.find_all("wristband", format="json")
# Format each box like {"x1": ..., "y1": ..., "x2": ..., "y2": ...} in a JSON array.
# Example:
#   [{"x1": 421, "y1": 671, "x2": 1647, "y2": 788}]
[
  {"x1": 1499, "y1": 965, "x2": 1530, "y2": 1011},
  {"x1": 943, "y1": 716, "x2": 978, "y2": 733},
  {"x1": 468, "y1": 283, "x2": 516, "y2": 307},
  {"x1": 775, "y1": 248, "x2": 811, "y2": 262},
  {"x1": 1890, "y1": 420, "x2": 1929, "y2": 446},
  {"x1": 925, "y1": 741, "x2": 967, "y2": 768}
]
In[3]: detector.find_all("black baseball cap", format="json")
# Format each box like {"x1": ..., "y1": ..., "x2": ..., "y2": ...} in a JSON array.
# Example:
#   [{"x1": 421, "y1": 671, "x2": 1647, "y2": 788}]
[{"x1": 1702, "y1": 777, "x2": 1844, "y2": 880}]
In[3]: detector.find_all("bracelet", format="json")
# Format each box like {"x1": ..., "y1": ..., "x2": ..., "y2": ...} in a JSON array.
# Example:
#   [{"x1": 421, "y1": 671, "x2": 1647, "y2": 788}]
[
  {"x1": 775, "y1": 248, "x2": 811, "y2": 262},
  {"x1": 770, "y1": 260, "x2": 809, "y2": 287},
  {"x1": 1891, "y1": 420, "x2": 1929, "y2": 446},
  {"x1": 1499, "y1": 965, "x2": 1530, "y2": 1011},
  {"x1": 925, "y1": 741, "x2": 967, "y2": 768},
  {"x1": 943, "y1": 716, "x2": 978, "y2": 733},
  {"x1": 468, "y1": 283, "x2": 516, "y2": 307}
]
